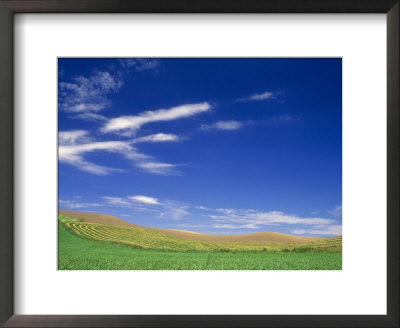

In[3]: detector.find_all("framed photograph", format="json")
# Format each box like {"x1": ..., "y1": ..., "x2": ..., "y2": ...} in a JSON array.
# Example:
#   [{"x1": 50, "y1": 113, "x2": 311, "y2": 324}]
[{"x1": 0, "y1": 1, "x2": 398, "y2": 327}]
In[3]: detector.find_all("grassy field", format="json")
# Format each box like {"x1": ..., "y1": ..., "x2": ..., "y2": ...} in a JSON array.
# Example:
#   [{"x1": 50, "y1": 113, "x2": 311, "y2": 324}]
[{"x1": 58, "y1": 215, "x2": 342, "y2": 270}]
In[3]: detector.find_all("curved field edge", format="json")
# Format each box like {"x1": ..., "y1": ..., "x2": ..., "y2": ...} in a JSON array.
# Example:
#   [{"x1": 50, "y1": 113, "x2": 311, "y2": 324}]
[
  {"x1": 59, "y1": 214, "x2": 342, "y2": 253},
  {"x1": 58, "y1": 225, "x2": 342, "y2": 270}
]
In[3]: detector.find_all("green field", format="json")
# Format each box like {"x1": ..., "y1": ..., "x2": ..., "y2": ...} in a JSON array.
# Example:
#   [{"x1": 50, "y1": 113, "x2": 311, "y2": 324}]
[{"x1": 58, "y1": 217, "x2": 342, "y2": 270}]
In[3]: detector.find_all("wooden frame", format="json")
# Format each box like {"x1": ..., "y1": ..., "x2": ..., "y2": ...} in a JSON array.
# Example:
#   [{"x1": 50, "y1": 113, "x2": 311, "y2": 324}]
[{"x1": 0, "y1": 1, "x2": 398, "y2": 327}]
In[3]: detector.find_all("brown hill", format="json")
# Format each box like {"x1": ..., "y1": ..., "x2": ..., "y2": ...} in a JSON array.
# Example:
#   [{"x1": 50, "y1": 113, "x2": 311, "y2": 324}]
[
  {"x1": 153, "y1": 229, "x2": 324, "y2": 244},
  {"x1": 59, "y1": 209, "x2": 145, "y2": 228},
  {"x1": 59, "y1": 209, "x2": 326, "y2": 244}
]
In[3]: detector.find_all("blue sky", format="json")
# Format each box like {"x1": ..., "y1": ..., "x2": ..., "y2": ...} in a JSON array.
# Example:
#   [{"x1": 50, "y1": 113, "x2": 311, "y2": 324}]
[{"x1": 58, "y1": 58, "x2": 342, "y2": 236}]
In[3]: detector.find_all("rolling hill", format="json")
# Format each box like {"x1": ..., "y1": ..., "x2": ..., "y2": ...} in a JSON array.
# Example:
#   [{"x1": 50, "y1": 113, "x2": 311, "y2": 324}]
[
  {"x1": 59, "y1": 209, "x2": 330, "y2": 245},
  {"x1": 59, "y1": 209, "x2": 144, "y2": 228}
]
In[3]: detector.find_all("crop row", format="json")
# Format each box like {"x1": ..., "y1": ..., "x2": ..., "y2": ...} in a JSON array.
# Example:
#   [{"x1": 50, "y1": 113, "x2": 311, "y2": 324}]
[
  {"x1": 59, "y1": 216, "x2": 342, "y2": 252},
  {"x1": 62, "y1": 221, "x2": 275, "y2": 252}
]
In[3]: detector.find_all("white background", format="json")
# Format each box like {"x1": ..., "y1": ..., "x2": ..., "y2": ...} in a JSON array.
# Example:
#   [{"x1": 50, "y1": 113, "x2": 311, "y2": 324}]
[{"x1": 14, "y1": 14, "x2": 387, "y2": 315}]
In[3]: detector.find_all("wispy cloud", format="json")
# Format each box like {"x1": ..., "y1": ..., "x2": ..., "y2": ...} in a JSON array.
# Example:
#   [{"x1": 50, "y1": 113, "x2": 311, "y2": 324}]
[
  {"x1": 60, "y1": 59, "x2": 161, "y2": 119},
  {"x1": 132, "y1": 133, "x2": 180, "y2": 144},
  {"x1": 201, "y1": 120, "x2": 243, "y2": 131},
  {"x1": 292, "y1": 225, "x2": 342, "y2": 236},
  {"x1": 103, "y1": 194, "x2": 188, "y2": 220},
  {"x1": 237, "y1": 91, "x2": 277, "y2": 102},
  {"x1": 59, "y1": 130, "x2": 91, "y2": 146},
  {"x1": 204, "y1": 207, "x2": 341, "y2": 236},
  {"x1": 195, "y1": 206, "x2": 211, "y2": 210},
  {"x1": 102, "y1": 102, "x2": 211, "y2": 135},
  {"x1": 59, "y1": 71, "x2": 123, "y2": 113},
  {"x1": 158, "y1": 201, "x2": 190, "y2": 221},
  {"x1": 102, "y1": 194, "x2": 189, "y2": 220},
  {"x1": 249, "y1": 91, "x2": 276, "y2": 101},
  {"x1": 59, "y1": 199, "x2": 103, "y2": 209},
  {"x1": 102, "y1": 196, "x2": 131, "y2": 206},
  {"x1": 129, "y1": 195, "x2": 161, "y2": 205},
  {"x1": 118, "y1": 59, "x2": 160, "y2": 72},
  {"x1": 213, "y1": 223, "x2": 259, "y2": 230},
  {"x1": 59, "y1": 130, "x2": 179, "y2": 175},
  {"x1": 59, "y1": 139, "x2": 147, "y2": 175},
  {"x1": 61, "y1": 193, "x2": 341, "y2": 236},
  {"x1": 70, "y1": 113, "x2": 107, "y2": 122},
  {"x1": 208, "y1": 208, "x2": 334, "y2": 229},
  {"x1": 174, "y1": 223, "x2": 205, "y2": 229},
  {"x1": 327, "y1": 205, "x2": 342, "y2": 217},
  {"x1": 270, "y1": 114, "x2": 299, "y2": 122},
  {"x1": 135, "y1": 162, "x2": 180, "y2": 175}
]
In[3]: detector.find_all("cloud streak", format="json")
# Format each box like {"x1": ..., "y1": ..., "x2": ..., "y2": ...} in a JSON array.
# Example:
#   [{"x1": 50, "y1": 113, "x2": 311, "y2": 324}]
[
  {"x1": 136, "y1": 162, "x2": 180, "y2": 175},
  {"x1": 292, "y1": 225, "x2": 342, "y2": 236},
  {"x1": 102, "y1": 196, "x2": 131, "y2": 206},
  {"x1": 59, "y1": 140, "x2": 147, "y2": 175},
  {"x1": 237, "y1": 91, "x2": 277, "y2": 102},
  {"x1": 59, "y1": 199, "x2": 103, "y2": 209},
  {"x1": 132, "y1": 133, "x2": 180, "y2": 144},
  {"x1": 71, "y1": 113, "x2": 108, "y2": 122},
  {"x1": 208, "y1": 208, "x2": 335, "y2": 228},
  {"x1": 201, "y1": 120, "x2": 243, "y2": 131},
  {"x1": 103, "y1": 195, "x2": 190, "y2": 221},
  {"x1": 129, "y1": 195, "x2": 161, "y2": 205},
  {"x1": 58, "y1": 131, "x2": 178, "y2": 175},
  {"x1": 103, "y1": 102, "x2": 211, "y2": 135},
  {"x1": 205, "y1": 207, "x2": 341, "y2": 236}
]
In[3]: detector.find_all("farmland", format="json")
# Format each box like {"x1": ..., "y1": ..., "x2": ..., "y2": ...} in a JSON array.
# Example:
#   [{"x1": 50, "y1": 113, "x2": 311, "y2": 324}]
[{"x1": 58, "y1": 213, "x2": 342, "y2": 270}]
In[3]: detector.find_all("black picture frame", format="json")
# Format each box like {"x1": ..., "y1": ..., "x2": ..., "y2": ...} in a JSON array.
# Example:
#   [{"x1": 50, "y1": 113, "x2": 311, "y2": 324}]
[{"x1": 0, "y1": 1, "x2": 398, "y2": 327}]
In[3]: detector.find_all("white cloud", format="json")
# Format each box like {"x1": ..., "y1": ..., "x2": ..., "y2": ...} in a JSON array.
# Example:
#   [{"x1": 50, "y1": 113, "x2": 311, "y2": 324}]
[
  {"x1": 59, "y1": 130, "x2": 90, "y2": 145},
  {"x1": 59, "y1": 141, "x2": 138, "y2": 159},
  {"x1": 101, "y1": 195, "x2": 189, "y2": 221},
  {"x1": 59, "y1": 199, "x2": 103, "y2": 209},
  {"x1": 59, "y1": 140, "x2": 148, "y2": 175},
  {"x1": 201, "y1": 120, "x2": 243, "y2": 131},
  {"x1": 60, "y1": 60, "x2": 161, "y2": 116},
  {"x1": 206, "y1": 208, "x2": 334, "y2": 230},
  {"x1": 327, "y1": 205, "x2": 342, "y2": 217},
  {"x1": 129, "y1": 195, "x2": 161, "y2": 205},
  {"x1": 158, "y1": 201, "x2": 190, "y2": 220},
  {"x1": 103, "y1": 196, "x2": 131, "y2": 206},
  {"x1": 209, "y1": 207, "x2": 341, "y2": 236},
  {"x1": 133, "y1": 133, "x2": 180, "y2": 143},
  {"x1": 291, "y1": 225, "x2": 342, "y2": 236},
  {"x1": 103, "y1": 102, "x2": 211, "y2": 135},
  {"x1": 237, "y1": 91, "x2": 277, "y2": 102},
  {"x1": 174, "y1": 223, "x2": 205, "y2": 229},
  {"x1": 118, "y1": 59, "x2": 160, "y2": 71},
  {"x1": 213, "y1": 224, "x2": 239, "y2": 229},
  {"x1": 213, "y1": 223, "x2": 258, "y2": 229},
  {"x1": 270, "y1": 115, "x2": 297, "y2": 122},
  {"x1": 135, "y1": 162, "x2": 179, "y2": 175},
  {"x1": 70, "y1": 113, "x2": 107, "y2": 121},
  {"x1": 103, "y1": 195, "x2": 190, "y2": 220},
  {"x1": 249, "y1": 91, "x2": 275, "y2": 100},
  {"x1": 195, "y1": 206, "x2": 210, "y2": 210},
  {"x1": 59, "y1": 71, "x2": 123, "y2": 113},
  {"x1": 58, "y1": 130, "x2": 180, "y2": 175}
]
